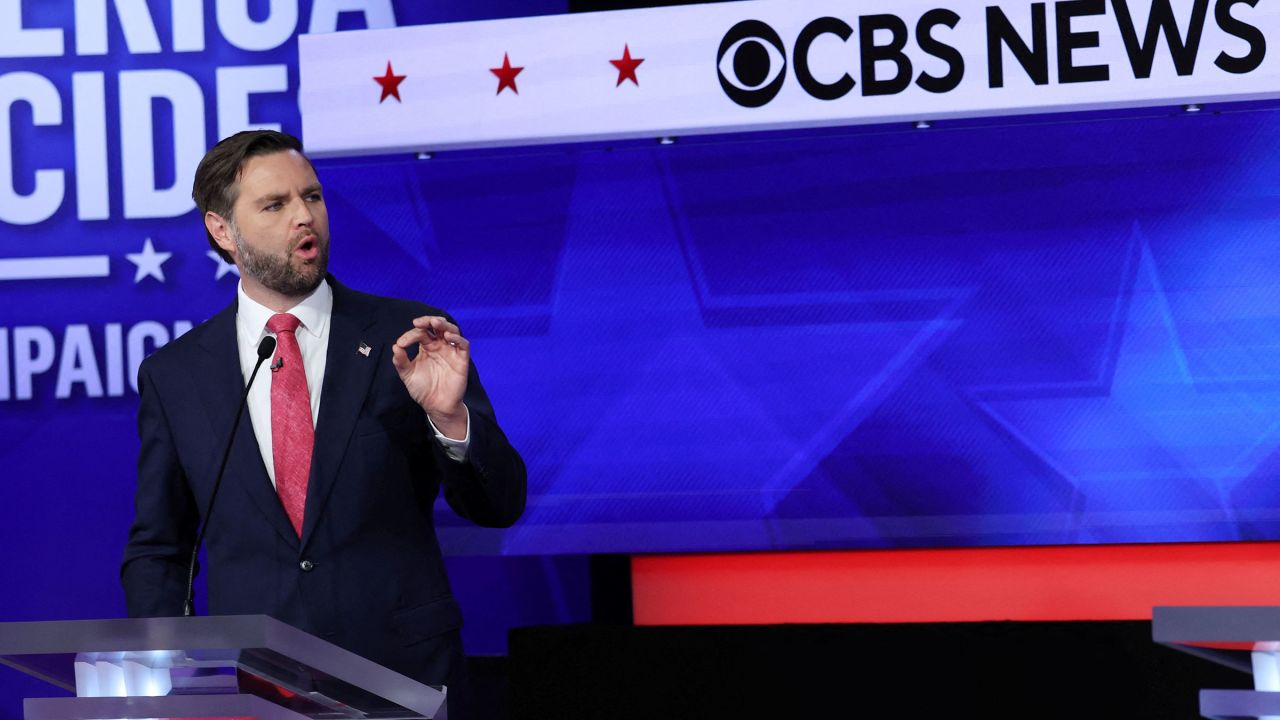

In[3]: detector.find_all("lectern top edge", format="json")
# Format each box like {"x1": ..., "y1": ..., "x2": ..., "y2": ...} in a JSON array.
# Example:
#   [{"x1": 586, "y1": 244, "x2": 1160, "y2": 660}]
[
  {"x1": 1153, "y1": 606, "x2": 1280, "y2": 643},
  {"x1": 0, "y1": 615, "x2": 276, "y2": 654},
  {"x1": 0, "y1": 615, "x2": 447, "y2": 720}
]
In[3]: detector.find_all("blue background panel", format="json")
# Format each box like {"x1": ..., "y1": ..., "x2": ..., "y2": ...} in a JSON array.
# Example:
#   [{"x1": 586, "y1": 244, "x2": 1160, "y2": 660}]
[{"x1": 327, "y1": 109, "x2": 1277, "y2": 553}]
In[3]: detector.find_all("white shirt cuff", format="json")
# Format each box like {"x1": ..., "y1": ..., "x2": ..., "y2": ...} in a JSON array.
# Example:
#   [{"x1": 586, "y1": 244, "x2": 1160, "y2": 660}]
[{"x1": 427, "y1": 406, "x2": 470, "y2": 462}]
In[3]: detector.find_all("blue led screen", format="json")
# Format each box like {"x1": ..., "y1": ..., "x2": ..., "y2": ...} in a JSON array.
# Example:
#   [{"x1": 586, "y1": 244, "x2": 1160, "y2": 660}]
[{"x1": 381, "y1": 108, "x2": 1280, "y2": 553}]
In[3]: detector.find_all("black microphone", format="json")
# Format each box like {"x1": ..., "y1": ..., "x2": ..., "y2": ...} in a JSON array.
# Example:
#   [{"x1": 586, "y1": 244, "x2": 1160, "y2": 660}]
[{"x1": 183, "y1": 335, "x2": 277, "y2": 617}]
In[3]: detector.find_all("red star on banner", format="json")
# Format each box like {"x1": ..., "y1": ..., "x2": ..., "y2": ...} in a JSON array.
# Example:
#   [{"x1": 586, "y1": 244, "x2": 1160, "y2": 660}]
[
  {"x1": 490, "y1": 53, "x2": 523, "y2": 95},
  {"x1": 610, "y1": 44, "x2": 644, "y2": 87},
  {"x1": 373, "y1": 61, "x2": 406, "y2": 103}
]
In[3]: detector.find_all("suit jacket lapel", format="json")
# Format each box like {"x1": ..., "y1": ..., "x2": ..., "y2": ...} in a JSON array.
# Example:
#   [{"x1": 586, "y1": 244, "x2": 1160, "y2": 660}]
[
  {"x1": 301, "y1": 280, "x2": 379, "y2": 548},
  {"x1": 195, "y1": 300, "x2": 301, "y2": 550}
]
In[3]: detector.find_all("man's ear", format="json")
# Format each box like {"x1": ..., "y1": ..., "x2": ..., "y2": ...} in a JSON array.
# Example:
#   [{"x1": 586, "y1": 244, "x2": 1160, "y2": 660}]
[{"x1": 206, "y1": 211, "x2": 237, "y2": 261}]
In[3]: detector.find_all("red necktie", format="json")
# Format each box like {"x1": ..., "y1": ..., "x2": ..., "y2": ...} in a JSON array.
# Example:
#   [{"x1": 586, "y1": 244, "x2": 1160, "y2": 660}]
[{"x1": 268, "y1": 313, "x2": 312, "y2": 537}]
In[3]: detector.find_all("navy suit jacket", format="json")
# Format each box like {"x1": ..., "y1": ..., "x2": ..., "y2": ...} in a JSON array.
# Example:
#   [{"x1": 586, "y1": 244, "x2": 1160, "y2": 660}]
[{"x1": 121, "y1": 278, "x2": 526, "y2": 686}]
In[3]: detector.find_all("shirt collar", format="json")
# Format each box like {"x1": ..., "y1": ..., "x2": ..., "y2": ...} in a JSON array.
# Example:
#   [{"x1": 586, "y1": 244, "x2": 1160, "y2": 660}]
[{"x1": 236, "y1": 278, "x2": 333, "y2": 343}]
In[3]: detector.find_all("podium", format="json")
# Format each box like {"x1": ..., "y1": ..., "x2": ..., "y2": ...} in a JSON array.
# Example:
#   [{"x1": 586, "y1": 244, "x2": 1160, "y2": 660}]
[
  {"x1": 0, "y1": 615, "x2": 447, "y2": 720},
  {"x1": 1154, "y1": 606, "x2": 1280, "y2": 719}
]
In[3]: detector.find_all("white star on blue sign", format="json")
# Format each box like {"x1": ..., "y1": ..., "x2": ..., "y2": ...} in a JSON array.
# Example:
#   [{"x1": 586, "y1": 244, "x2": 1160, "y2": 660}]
[
  {"x1": 125, "y1": 238, "x2": 172, "y2": 284},
  {"x1": 207, "y1": 250, "x2": 240, "y2": 280}
]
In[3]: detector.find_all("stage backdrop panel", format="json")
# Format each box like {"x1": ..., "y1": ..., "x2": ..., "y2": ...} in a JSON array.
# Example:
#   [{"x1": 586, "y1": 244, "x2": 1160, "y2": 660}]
[{"x1": 338, "y1": 105, "x2": 1278, "y2": 554}]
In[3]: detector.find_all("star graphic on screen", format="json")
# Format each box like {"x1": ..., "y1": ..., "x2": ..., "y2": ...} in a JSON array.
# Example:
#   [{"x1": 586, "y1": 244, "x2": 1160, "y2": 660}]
[
  {"x1": 423, "y1": 154, "x2": 963, "y2": 553},
  {"x1": 610, "y1": 44, "x2": 644, "y2": 87},
  {"x1": 207, "y1": 250, "x2": 240, "y2": 280},
  {"x1": 373, "y1": 61, "x2": 406, "y2": 103},
  {"x1": 490, "y1": 53, "x2": 523, "y2": 95},
  {"x1": 971, "y1": 229, "x2": 1280, "y2": 540},
  {"x1": 125, "y1": 238, "x2": 172, "y2": 284}
]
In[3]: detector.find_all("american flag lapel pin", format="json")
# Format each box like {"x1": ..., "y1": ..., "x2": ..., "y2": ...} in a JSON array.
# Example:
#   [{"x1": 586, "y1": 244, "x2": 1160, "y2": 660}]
[{"x1": 357, "y1": 342, "x2": 371, "y2": 357}]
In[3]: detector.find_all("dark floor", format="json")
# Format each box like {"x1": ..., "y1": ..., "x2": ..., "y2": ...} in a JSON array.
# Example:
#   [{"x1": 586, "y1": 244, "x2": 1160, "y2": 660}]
[
  {"x1": 466, "y1": 655, "x2": 514, "y2": 720},
  {"x1": 500, "y1": 621, "x2": 1252, "y2": 720}
]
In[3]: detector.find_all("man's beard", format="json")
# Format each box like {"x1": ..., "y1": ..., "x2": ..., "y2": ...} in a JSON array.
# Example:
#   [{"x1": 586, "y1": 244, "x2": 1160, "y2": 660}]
[{"x1": 230, "y1": 221, "x2": 329, "y2": 297}]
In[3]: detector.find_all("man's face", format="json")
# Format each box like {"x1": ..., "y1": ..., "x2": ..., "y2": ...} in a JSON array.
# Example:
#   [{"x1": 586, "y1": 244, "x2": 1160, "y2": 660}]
[{"x1": 214, "y1": 150, "x2": 330, "y2": 299}]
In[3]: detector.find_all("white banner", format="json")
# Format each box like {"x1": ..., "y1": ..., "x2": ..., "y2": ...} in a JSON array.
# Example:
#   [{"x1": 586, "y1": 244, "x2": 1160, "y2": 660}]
[{"x1": 299, "y1": 0, "x2": 1277, "y2": 155}]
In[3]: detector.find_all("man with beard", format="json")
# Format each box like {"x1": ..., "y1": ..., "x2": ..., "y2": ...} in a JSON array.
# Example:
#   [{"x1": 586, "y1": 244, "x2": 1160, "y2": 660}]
[{"x1": 121, "y1": 130, "x2": 526, "y2": 716}]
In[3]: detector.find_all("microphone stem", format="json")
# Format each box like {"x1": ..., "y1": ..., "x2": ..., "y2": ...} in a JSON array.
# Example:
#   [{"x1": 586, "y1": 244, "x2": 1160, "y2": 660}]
[{"x1": 183, "y1": 348, "x2": 272, "y2": 617}]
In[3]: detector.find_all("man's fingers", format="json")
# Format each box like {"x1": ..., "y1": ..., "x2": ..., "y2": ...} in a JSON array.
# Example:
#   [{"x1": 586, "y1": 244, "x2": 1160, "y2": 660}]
[
  {"x1": 395, "y1": 327, "x2": 433, "y2": 349},
  {"x1": 412, "y1": 316, "x2": 461, "y2": 339},
  {"x1": 395, "y1": 326, "x2": 470, "y2": 353},
  {"x1": 390, "y1": 342, "x2": 410, "y2": 372}
]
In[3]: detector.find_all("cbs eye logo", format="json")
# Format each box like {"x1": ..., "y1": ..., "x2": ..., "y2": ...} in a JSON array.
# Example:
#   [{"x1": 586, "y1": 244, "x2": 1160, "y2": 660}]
[
  {"x1": 717, "y1": 20, "x2": 787, "y2": 108},
  {"x1": 715, "y1": 14, "x2": 968, "y2": 108}
]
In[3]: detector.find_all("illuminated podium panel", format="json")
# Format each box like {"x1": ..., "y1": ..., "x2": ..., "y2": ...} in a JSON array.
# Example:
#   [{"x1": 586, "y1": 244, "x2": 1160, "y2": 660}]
[
  {"x1": 0, "y1": 615, "x2": 447, "y2": 720},
  {"x1": 1154, "y1": 606, "x2": 1280, "y2": 720}
]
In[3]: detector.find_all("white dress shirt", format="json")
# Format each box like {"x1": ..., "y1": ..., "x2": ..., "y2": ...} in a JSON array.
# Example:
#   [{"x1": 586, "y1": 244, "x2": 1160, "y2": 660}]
[{"x1": 235, "y1": 279, "x2": 468, "y2": 487}]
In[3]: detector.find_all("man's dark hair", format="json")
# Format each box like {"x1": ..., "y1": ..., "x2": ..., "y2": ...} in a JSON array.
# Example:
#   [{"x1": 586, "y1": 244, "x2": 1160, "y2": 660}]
[{"x1": 193, "y1": 130, "x2": 309, "y2": 263}]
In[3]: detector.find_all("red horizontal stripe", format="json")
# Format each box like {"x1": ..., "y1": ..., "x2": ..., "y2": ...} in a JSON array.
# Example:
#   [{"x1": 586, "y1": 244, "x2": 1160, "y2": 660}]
[{"x1": 633, "y1": 542, "x2": 1280, "y2": 625}]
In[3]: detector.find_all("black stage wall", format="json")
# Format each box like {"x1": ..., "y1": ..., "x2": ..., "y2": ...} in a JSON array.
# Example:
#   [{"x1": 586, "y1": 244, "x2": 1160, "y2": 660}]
[{"x1": 507, "y1": 621, "x2": 1250, "y2": 719}]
